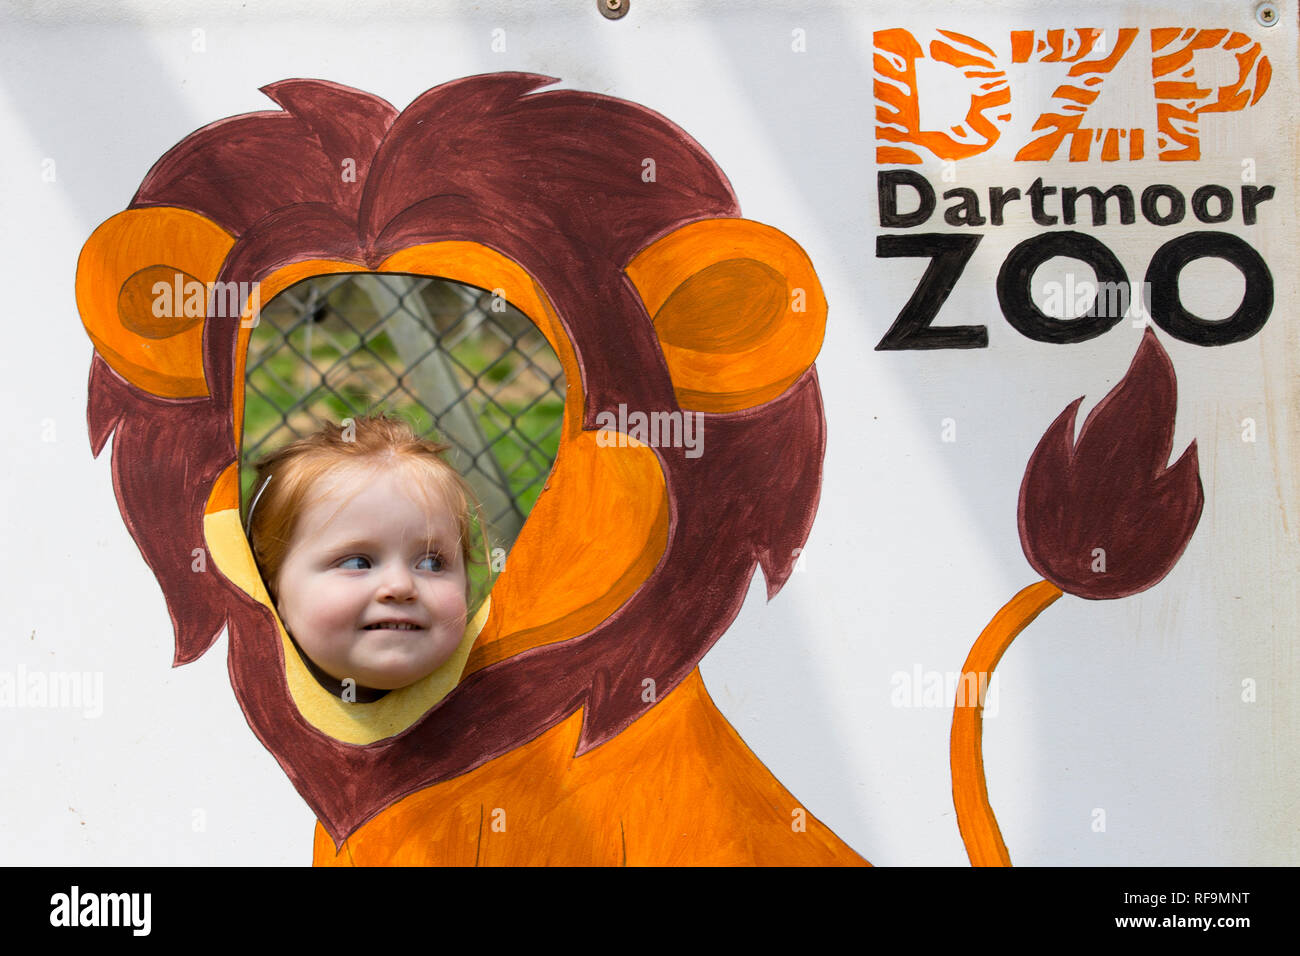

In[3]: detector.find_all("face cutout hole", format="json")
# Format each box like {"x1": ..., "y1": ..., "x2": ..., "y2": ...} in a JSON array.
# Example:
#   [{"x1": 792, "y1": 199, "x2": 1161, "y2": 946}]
[{"x1": 242, "y1": 272, "x2": 565, "y2": 607}]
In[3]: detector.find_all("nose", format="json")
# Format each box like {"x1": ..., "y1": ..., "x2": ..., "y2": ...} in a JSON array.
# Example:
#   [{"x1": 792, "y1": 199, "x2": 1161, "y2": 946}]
[{"x1": 375, "y1": 560, "x2": 418, "y2": 602}]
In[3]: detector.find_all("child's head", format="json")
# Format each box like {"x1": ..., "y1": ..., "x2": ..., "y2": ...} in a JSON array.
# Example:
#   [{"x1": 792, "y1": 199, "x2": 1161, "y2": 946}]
[{"x1": 245, "y1": 414, "x2": 486, "y2": 693}]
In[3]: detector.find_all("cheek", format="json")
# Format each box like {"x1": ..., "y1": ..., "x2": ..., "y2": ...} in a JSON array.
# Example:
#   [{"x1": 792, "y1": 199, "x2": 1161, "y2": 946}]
[
  {"x1": 430, "y1": 579, "x2": 469, "y2": 618},
  {"x1": 282, "y1": 577, "x2": 361, "y2": 634},
  {"x1": 317, "y1": 586, "x2": 367, "y2": 622}
]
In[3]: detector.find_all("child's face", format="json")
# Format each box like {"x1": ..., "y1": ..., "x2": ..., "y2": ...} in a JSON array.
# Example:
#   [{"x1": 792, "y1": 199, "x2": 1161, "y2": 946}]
[{"x1": 274, "y1": 463, "x2": 469, "y2": 691}]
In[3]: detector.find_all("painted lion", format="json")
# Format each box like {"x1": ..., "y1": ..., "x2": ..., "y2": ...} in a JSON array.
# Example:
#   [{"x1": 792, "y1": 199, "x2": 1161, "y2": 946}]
[{"x1": 77, "y1": 74, "x2": 864, "y2": 865}]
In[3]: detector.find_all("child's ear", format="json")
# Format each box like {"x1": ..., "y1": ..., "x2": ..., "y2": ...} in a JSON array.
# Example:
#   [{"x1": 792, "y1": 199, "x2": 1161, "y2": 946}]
[{"x1": 626, "y1": 218, "x2": 826, "y2": 413}]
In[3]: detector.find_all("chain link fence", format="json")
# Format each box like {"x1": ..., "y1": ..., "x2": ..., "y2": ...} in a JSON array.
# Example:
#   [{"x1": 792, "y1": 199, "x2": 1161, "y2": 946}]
[{"x1": 241, "y1": 273, "x2": 566, "y2": 556}]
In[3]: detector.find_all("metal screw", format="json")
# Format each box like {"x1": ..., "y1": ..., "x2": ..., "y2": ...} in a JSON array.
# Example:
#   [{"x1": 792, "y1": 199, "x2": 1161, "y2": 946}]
[
  {"x1": 1256, "y1": 2, "x2": 1278, "y2": 27},
  {"x1": 600, "y1": 0, "x2": 629, "y2": 20}
]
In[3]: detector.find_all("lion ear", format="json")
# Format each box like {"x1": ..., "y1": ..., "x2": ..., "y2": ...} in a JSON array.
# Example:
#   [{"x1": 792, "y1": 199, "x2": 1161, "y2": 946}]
[
  {"x1": 77, "y1": 208, "x2": 235, "y2": 398},
  {"x1": 626, "y1": 218, "x2": 826, "y2": 413}
]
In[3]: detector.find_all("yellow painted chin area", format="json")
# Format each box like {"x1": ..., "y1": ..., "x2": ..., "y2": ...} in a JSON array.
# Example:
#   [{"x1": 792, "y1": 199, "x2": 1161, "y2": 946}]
[{"x1": 202, "y1": 505, "x2": 491, "y2": 745}]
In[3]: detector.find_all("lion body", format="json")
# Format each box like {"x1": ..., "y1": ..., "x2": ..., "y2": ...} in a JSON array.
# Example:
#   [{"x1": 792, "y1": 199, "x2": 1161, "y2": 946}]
[{"x1": 312, "y1": 669, "x2": 867, "y2": 866}]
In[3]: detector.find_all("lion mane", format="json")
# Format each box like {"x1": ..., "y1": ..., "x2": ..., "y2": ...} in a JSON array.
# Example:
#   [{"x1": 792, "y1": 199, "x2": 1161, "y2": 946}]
[{"x1": 81, "y1": 74, "x2": 853, "y2": 863}]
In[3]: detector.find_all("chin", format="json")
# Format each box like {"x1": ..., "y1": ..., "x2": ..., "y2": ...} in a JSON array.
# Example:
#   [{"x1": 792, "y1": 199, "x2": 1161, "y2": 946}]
[
  {"x1": 355, "y1": 670, "x2": 423, "y2": 692},
  {"x1": 357, "y1": 656, "x2": 449, "y2": 691}
]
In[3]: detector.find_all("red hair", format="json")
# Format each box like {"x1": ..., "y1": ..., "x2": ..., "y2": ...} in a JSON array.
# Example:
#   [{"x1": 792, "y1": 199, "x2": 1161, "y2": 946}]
[{"x1": 244, "y1": 413, "x2": 488, "y2": 610}]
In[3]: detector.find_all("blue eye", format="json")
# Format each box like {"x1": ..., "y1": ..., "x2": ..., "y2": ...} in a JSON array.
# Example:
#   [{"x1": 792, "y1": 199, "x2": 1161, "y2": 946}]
[
  {"x1": 418, "y1": 553, "x2": 445, "y2": 572},
  {"x1": 340, "y1": 556, "x2": 371, "y2": 570}
]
